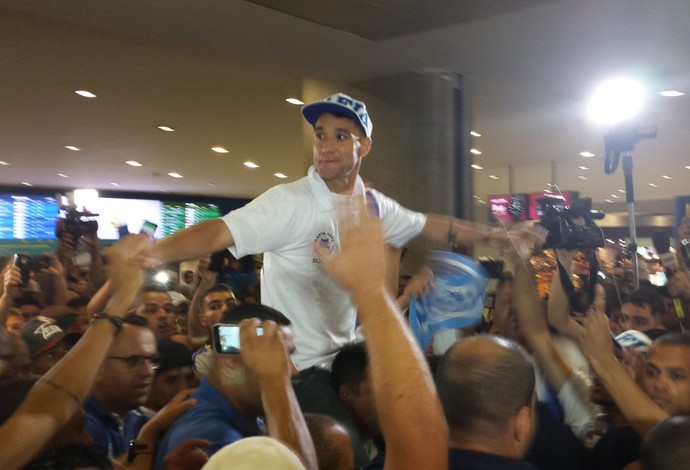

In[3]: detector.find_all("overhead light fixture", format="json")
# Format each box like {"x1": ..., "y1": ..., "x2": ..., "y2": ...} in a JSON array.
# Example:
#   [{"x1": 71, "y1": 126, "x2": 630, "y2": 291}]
[
  {"x1": 477, "y1": 200, "x2": 486, "y2": 204},
  {"x1": 488, "y1": 175, "x2": 499, "y2": 180},
  {"x1": 578, "y1": 175, "x2": 588, "y2": 180},
  {"x1": 648, "y1": 183, "x2": 658, "y2": 187},
  {"x1": 20, "y1": 182, "x2": 33, "y2": 186},
  {"x1": 685, "y1": 165, "x2": 690, "y2": 170},
  {"x1": 168, "y1": 172, "x2": 183, "y2": 178},
  {"x1": 588, "y1": 77, "x2": 645, "y2": 124},
  {"x1": 206, "y1": 182, "x2": 217, "y2": 187},
  {"x1": 0, "y1": 161, "x2": 9, "y2": 166},
  {"x1": 473, "y1": 195, "x2": 480, "y2": 199},
  {"x1": 470, "y1": 131, "x2": 481, "y2": 137},
  {"x1": 580, "y1": 151, "x2": 595, "y2": 157},
  {"x1": 244, "y1": 162, "x2": 259, "y2": 168},
  {"x1": 611, "y1": 194, "x2": 620, "y2": 198},
  {"x1": 605, "y1": 199, "x2": 613, "y2": 203},
  {"x1": 110, "y1": 182, "x2": 121, "y2": 187},
  {"x1": 75, "y1": 90, "x2": 97, "y2": 98},
  {"x1": 158, "y1": 126, "x2": 175, "y2": 132},
  {"x1": 126, "y1": 161, "x2": 143, "y2": 167},
  {"x1": 470, "y1": 148, "x2": 482, "y2": 155},
  {"x1": 662, "y1": 175, "x2": 672, "y2": 179},
  {"x1": 65, "y1": 146, "x2": 80, "y2": 151},
  {"x1": 212, "y1": 147, "x2": 229, "y2": 153},
  {"x1": 274, "y1": 173, "x2": 287, "y2": 178},
  {"x1": 57, "y1": 173, "x2": 68, "y2": 178},
  {"x1": 286, "y1": 98, "x2": 304, "y2": 105},
  {"x1": 659, "y1": 90, "x2": 685, "y2": 97},
  {"x1": 618, "y1": 189, "x2": 626, "y2": 193},
  {"x1": 578, "y1": 166, "x2": 590, "y2": 170},
  {"x1": 471, "y1": 164, "x2": 483, "y2": 170}
]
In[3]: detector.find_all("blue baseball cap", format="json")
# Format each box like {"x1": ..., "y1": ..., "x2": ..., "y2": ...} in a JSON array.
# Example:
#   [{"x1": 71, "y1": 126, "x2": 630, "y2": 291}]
[{"x1": 301, "y1": 93, "x2": 373, "y2": 137}]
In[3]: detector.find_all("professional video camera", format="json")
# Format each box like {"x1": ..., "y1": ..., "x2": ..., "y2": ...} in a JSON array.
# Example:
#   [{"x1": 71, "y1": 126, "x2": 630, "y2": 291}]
[
  {"x1": 537, "y1": 195, "x2": 605, "y2": 250},
  {"x1": 55, "y1": 192, "x2": 99, "y2": 240}
]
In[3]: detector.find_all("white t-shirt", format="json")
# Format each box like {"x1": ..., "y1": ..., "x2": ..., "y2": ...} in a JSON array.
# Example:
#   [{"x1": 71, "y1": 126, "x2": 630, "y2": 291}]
[{"x1": 222, "y1": 166, "x2": 426, "y2": 369}]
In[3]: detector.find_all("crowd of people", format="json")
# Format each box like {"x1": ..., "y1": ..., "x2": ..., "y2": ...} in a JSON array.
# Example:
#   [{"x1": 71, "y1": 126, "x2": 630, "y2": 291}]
[{"x1": 1, "y1": 93, "x2": 690, "y2": 470}]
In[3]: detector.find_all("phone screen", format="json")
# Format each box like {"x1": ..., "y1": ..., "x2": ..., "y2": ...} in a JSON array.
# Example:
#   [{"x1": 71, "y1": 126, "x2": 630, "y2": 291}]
[
  {"x1": 140, "y1": 220, "x2": 158, "y2": 237},
  {"x1": 212, "y1": 324, "x2": 263, "y2": 354}
]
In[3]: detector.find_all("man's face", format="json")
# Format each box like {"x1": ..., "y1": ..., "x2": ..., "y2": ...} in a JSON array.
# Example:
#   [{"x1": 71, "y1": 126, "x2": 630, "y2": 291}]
[
  {"x1": 136, "y1": 291, "x2": 175, "y2": 341},
  {"x1": 312, "y1": 113, "x2": 371, "y2": 188},
  {"x1": 183, "y1": 271, "x2": 194, "y2": 284},
  {"x1": 201, "y1": 291, "x2": 238, "y2": 328},
  {"x1": 490, "y1": 282, "x2": 524, "y2": 344},
  {"x1": 341, "y1": 368, "x2": 379, "y2": 438},
  {"x1": 620, "y1": 302, "x2": 661, "y2": 332},
  {"x1": 97, "y1": 325, "x2": 157, "y2": 415},
  {"x1": 642, "y1": 344, "x2": 690, "y2": 415},
  {"x1": 149, "y1": 366, "x2": 198, "y2": 411}
]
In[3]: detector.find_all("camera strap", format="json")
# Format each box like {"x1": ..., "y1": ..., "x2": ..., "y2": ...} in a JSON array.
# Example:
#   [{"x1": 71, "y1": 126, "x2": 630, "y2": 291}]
[{"x1": 556, "y1": 251, "x2": 599, "y2": 313}]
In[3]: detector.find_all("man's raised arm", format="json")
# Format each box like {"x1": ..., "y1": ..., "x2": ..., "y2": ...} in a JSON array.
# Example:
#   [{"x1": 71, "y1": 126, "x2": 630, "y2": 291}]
[{"x1": 144, "y1": 219, "x2": 234, "y2": 266}]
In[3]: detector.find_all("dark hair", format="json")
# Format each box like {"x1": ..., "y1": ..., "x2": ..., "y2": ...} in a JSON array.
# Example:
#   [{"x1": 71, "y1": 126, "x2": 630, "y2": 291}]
[
  {"x1": 66, "y1": 297, "x2": 90, "y2": 310},
  {"x1": 221, "y1": 303, "x2": 291, "y2": 326},
  {"x1": 653, "y1": 332, "x2": 690, "y2": 348},
  {"x1": 331, "y1": 342, "x2": 368, "y2": 393},
  {"x1": 327, "y1": 111, "x2": 367, "y2": 138},
  {"x1": 641, "y1": 416, "x2": 690, "y2": 470},
  {"x1": 142, "y1": 284, "x2": 170, "y2": 295},
  {"x1": 200, "y1": 284, "x2": 235, "y2": 307},
  {"x1": 435, "y1": 335, "x2": 535, "y2": 436},
  {"x1": 23, "y1": 443, "x2": 111, "y2": 470},
  {"x1": 13, "y1": 294, "x2": 42, "y2": 309},
  {"x1": 622, "y1": 289, "x2": 664, "y2": 317}
]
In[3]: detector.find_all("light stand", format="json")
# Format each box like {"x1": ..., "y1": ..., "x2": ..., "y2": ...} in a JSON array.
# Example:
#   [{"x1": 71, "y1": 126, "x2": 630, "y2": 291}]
[{"x1": 603, "y1": 123, "x2": 656, "y2": 289}]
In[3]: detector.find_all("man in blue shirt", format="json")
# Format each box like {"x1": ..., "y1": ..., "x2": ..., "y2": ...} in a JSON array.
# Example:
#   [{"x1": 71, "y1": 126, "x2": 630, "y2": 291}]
[{"x1": 153, "y1": 303, "x2": 316, "y2": 470}]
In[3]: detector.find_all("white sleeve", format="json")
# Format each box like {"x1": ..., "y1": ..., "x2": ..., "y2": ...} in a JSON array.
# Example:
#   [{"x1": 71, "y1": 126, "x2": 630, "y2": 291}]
[
  {"x1": 557, "y1": 371, "x2": 601, "y2": 445},
  {"x1": 368, "y1": 189, "x2": 426, "y2": 248}
]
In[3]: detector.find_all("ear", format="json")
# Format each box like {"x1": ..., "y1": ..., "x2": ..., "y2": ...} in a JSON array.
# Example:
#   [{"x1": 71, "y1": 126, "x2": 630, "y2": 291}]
[
  {"x1": 514, "y1": 404, "x2": 534, "y2": 447},
  {"x1": 358, "y1": 137, "x2": 372, "y2": 159},
  {"x1": 338, "y1": 384, "x2": 354, "y2": 404}
]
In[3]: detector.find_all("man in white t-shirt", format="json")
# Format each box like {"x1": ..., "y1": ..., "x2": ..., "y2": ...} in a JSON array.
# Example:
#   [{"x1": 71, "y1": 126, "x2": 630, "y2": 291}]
[{"x1": 144, "y1": 93, "x2": 518, "y2": 465}]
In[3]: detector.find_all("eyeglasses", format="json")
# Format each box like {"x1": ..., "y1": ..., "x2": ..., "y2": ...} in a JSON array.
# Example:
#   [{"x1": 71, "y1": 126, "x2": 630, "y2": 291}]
[
  {"x1": 141, "y1": 304, "x2": 176, "y2": 315},
  {"x1": 108, "y1": 354, "x2": 160, "y2": 370}
]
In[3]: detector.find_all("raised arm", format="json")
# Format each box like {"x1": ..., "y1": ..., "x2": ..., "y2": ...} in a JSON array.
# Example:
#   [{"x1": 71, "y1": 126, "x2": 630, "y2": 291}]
[
  {"x1": 0, "y1": 264, "x2": 21, "y2": 329},
  {"x1": 316, "y1": 198, "x2": 448, "y2": 470},
  {"x1": 546, "y1": 250, "x2": 582, "y2": 339},
  {"x1": 0, "y1": 234, "x2": 148, "y2": 469},
  {"x1": 145, "y1": 219, "x2": 234, "y2": 266},
  {"x1": 577, "y1": 286, "x2": 669, "y2": 436},
  {"x1": 420, "y1": 214, "x2": 500, "y2": 245}
]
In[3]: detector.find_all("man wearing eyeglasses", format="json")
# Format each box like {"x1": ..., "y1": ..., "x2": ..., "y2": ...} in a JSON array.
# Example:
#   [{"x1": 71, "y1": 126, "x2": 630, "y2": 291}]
[
  {"x1": 135, "y1": 285, "x2": 176, "y2": 343},
  {"x1": 84, "y1": 313, "x2": 158, "y2": 459}
]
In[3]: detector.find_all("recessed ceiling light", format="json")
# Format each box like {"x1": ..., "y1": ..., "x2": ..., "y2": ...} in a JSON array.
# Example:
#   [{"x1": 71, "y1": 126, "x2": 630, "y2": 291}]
[
  {"x1": 473, "y1": 195, "x2": 480, "y2": 199},
  {"x1": 649, "y1": 183, "x2": 659, "y2": 187},
  {"x1": 57, "y1": 173, "x2": 68, "y2": 178},
  {"x1": 471, "y1": 164, "x2": 483, "y2": 170},
  {"x1": 212, "y1": 147, "x2": 229, "y2": 153},
  {"x1": 274, "y1": 173, "x2": 287, "y2": 178},
  {"x1": 662, "y1": 175, "x2": 672, "y2": 179},
  {"x1": 206, "y1": 182, "x2": 217, "y2": 187},
  {"x1": 286, "y1": 98, "x2": 304, "y2": 105},
  {"x1": 605, "y1": 199, "x2": 613, "y2": 203},
  {"x1": 65, "y1": 146, "x2": 80, "y2": 151},
  {"x1": 168, "y1": 172, "x2": 183, "y2": 178},
  {"x1": 618, "y1": 189, "x2": 626, "y2": 193},
  {"x1": 685, "y1": 166, "x2": 690, "y2": 170},
  {"x1": 158, "y1": 126, "x2": 175, "y2": 132},
  {"x1": 578, "y1": 175, "x2": 588, "y2": 180},
  {"x1": 659, "y1": 90, "x2": 685, "y2": 97},
  {"x1": 244, "y1": 162, "x2": 259, "y2": 168},
  {"x1": 0, "y1": 161, "x2": 9, "y2": 166},
  {"x1": 470, "y1": 148, "x2": 482, "y2": 155},
  {"x1": 470, "y1": 131, "x2": 481, "y2": 137},
  {"x1": 21, "y1": 182, "x2": 33, "y2": 186},
  {"x1": 126, "y1": 161, "x2": 143, "y2": 167},
  {"x1": 578, "y1": 166, "x2": 590, "y2": 170},
  {"x1": 580, "y1": 151, "x2": 596, "y2": 157},
  {"x1": 75, "y1": 90, "x2": 97, "y2": 98},
  {"x1": 611, "y1": 194, "x2": 620, "y2": 198},
  {"x1": 477, "y1": 200, "x2": 486, "y2": 204},
  {"x1": 110, "y1": 182, "x2": 121, "y2": 187},
  {"x1": 489, "y1": 175, "x2": 499, "y2": 179}
]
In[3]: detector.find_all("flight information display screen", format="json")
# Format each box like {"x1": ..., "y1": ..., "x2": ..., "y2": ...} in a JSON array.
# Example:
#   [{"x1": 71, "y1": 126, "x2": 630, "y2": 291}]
[{"x1": 0, "y1": 195, "x2": 59, "y2": 240}]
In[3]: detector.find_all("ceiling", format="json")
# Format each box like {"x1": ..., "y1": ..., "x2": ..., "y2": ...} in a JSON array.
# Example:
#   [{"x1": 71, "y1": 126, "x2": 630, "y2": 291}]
[{"x1": 1, "y1": 0, "x2": 689, "y2": 218}]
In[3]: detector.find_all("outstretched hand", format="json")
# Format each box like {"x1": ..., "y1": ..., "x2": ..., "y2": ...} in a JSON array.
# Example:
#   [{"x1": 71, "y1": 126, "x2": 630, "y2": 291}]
[
  {"x1": 576, "y1": 284, "x2": 613, "y2": 360},
  {"x1": 314, "y1": 195, "x2": 386, "y2": 297}
]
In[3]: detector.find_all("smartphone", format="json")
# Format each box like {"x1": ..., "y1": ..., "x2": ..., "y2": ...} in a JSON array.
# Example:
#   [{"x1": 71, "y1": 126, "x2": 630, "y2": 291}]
[
  {"x1": 140, "y1": 220, "x2": 158, "y2": 237},
  {"x1": 13, "y1": 253, "x2": 32, "y2": 287},
  {"x1": 212, "y1": 324, "x2": 263, "y2": 354}
]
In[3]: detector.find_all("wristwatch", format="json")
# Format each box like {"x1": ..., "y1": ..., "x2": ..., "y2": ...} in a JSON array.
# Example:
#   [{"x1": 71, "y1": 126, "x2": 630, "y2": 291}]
[{"x1": 127, "y1": 439, "x2": 154, "y2": 464}]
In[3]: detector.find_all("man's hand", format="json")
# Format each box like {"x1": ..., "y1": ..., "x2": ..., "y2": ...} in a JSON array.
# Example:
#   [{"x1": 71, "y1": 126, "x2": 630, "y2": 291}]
[
  {"x1": 239, "y1": 318, "x2": 291, "y2": 385},
  {"x1": 576, "y1": 285, "x2": 613, "y2": 361},
  {"x1": 41, "y1": 253, "x2": 64, "y2": 277},
  {"x1": 163, "y1": 439, "x2": 209, "y2": 470},
  {"x1": 314, "y1": 196, "x2": 386, "y2": 298},
  {"x1": 106, "y1": 234, "x2": 150, "y2": 313},
  {"x1": 396, "y1": 266, "x2": 433, "y2": 310},
  {"x1": 2, "y1": 265, "x2": 21, "y2": 299},
  {"x1": 668, "y1": 269, "x2": 690, "y2": 298}
]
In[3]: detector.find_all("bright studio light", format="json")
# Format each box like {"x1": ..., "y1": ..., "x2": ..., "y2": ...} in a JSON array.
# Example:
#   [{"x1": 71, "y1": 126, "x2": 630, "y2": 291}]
[
  {"x1": 588, "y1": 77, "x2": 646, "y2": 124},
  {"x1": 154, "y1": 271, "x2": 170, "y2": 285}
]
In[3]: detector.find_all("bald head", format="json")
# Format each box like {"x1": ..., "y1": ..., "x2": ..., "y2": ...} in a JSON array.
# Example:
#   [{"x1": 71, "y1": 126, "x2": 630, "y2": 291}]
[{"x1": 436, "y1": 335, "x2": 535, "y2": 438}]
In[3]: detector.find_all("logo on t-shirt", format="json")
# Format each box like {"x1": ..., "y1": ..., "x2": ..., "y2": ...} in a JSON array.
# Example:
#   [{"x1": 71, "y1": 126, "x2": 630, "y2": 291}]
[{"x1": 312, "y1": 231, "x2": 336, "y2": 263}]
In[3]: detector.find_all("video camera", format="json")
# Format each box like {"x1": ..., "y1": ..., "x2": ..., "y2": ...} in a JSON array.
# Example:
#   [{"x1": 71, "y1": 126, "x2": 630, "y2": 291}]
[
  {"x1": 537, "y1": 195, "x2": 605, "y2": 250},
  {"x1": 55, "y1": 192, "x2": 99, "y2": 240}
]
